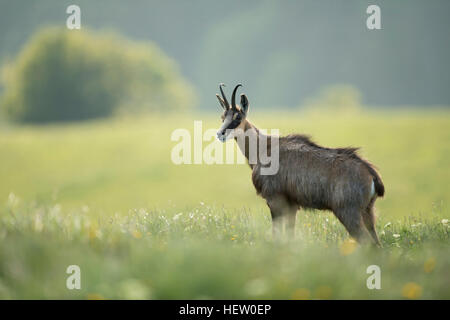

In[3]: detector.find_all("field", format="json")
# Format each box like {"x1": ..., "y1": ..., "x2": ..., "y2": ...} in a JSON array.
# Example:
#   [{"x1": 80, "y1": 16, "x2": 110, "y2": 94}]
[{"x1": 0, "y1": 109, "x2": 449, "y2": 299}]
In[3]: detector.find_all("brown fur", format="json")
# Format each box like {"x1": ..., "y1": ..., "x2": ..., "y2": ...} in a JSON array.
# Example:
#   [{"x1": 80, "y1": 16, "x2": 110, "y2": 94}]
[{"x1": 245, "y1": 121, "x2": 384, "y2": 245}]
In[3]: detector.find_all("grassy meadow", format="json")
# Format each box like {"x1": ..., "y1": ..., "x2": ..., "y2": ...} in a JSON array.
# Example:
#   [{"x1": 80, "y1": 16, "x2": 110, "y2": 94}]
[{"x1": 0, "y1": 109, "x2": 449, "y2": 299}]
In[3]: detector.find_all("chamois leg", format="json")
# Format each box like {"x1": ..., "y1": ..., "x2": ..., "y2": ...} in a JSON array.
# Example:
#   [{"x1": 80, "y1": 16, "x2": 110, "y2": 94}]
[
  {"x1": 268, "y1": 209, "x2": 283, "y2": 240},
  {"x1": 333, "y1": 207, "x2": 369, "y2": 244},
  {"x1": 269, "y1": 209, "x2": 283, "y2": 240},
  {"x1": 267, "y1": 196, "x2": 289, "y2": 240},
  {"x1": 285, "y1": 205, "x2": 298, "y2": 240},
  {"x1": 362, "y1": 200, "x2": 382, "y2": 247}
]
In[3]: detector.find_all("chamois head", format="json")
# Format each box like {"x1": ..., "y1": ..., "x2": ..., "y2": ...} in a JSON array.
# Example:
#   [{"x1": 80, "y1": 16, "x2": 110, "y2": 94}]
[{"x1": 216, "y1": 83, "x2": 249, "y2": 142}]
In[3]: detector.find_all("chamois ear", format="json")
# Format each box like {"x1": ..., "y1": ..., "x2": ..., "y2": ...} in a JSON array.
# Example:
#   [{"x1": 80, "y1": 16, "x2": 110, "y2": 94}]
[{"x1": 240, "y1": 94, "x2": 249, "y2": 115}]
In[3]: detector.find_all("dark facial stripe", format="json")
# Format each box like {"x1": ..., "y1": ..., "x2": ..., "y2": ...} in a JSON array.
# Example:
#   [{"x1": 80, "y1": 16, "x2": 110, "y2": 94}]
[{"x1": 226, "y1": 119, "x2": 241, "y2": 130}]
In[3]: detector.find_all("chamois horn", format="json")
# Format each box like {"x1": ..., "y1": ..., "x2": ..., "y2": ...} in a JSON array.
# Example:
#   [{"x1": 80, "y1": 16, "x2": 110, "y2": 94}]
[
  {"x1": 231, "y1": 84, "x2": 242, "y2": 111},
  {"x1": 219, "y1": 83, "x2": 230, "y2": 109}
]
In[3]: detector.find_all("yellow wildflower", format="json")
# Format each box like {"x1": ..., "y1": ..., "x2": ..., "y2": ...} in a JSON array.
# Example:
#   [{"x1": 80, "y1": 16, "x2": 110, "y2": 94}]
[
  {"x1": 339, "y1": 239, "x2": 357, "y2": 256},
  {"x1": 402, "y1": 282, "x2": 422, "y2": 299}
]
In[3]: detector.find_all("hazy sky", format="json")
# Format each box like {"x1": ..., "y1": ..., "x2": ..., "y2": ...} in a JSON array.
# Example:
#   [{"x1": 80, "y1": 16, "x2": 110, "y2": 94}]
[{"x1": 1, "y1": 0, "x2": 449, "y2": 108}]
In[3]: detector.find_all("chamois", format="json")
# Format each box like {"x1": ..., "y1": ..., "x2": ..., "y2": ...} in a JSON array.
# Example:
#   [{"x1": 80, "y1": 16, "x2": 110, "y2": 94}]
[{"x1": 216, "y1": 84, "x2": 385, "y2": 245}]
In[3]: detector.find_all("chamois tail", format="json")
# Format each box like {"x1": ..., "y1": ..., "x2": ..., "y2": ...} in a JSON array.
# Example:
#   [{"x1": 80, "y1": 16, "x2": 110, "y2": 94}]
[{"x1": 367, "y1": 164, "x2": 385, "y2": 197}]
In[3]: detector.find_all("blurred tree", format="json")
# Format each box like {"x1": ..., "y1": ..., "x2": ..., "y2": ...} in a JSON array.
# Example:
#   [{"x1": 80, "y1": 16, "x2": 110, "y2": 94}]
[{"x1": 0, "y1": 27, "x2": 195, "y2": 123}]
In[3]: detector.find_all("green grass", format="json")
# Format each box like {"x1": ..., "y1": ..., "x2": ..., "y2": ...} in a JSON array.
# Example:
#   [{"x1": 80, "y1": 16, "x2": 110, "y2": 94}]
[
  {"x1": 1, "y1": 200, "x2": 448, "y2": 299},
  {"x1": 0, "y1": 109, "x2": 449, "y2": 299}
]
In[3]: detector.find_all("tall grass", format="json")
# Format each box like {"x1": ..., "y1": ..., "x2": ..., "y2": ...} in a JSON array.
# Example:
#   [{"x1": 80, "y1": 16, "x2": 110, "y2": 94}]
[{"x1": 0, "y1": 199, "x2": 448, "y2": 299}]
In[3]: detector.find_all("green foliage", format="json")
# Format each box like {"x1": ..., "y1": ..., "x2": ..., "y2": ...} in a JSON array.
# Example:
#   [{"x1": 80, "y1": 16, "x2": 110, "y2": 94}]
[{"x1": 0, "y1": 27, "x2": 195, "y2": 123}]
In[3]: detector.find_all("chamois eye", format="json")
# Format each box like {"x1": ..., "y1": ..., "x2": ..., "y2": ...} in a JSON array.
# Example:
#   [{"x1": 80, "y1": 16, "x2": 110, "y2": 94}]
[{"x1": 233, "y1": 113, "x2": 241, "y2": 121}]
